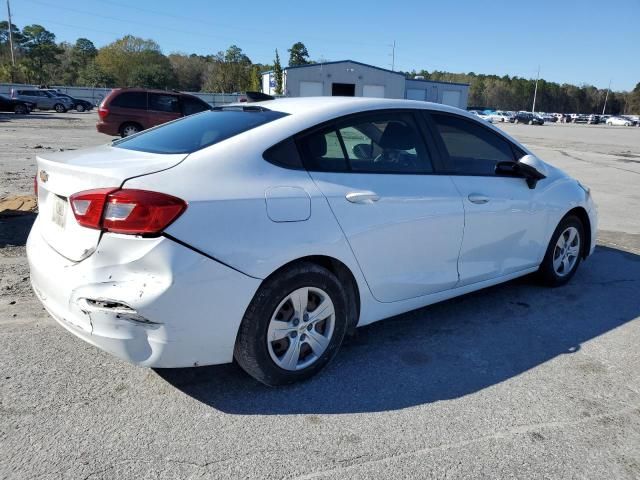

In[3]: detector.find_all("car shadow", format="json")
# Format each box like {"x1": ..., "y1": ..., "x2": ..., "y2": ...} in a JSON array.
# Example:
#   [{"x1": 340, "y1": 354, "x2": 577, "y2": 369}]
[
  {"x1": 156, "y1": 244, "x2": 640, "y2": 414},
  {"x1": 0, "y1": 213, "x2": 36, "y2": 248}
]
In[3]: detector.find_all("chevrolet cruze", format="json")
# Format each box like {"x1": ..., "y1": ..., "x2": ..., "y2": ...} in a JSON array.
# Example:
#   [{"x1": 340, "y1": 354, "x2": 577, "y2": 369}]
[{"x1": 27, "y1": 97, "x2": 597, "y2": 385}]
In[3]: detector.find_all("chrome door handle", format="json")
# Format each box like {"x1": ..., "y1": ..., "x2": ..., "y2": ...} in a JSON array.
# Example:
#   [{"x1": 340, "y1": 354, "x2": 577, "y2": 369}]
[
  {"x1": 468, "y1": 193, "x2": 490, "y2": 204},
  {"x1": 346, "y1": 191, "x2": 380, "y2": 204}
]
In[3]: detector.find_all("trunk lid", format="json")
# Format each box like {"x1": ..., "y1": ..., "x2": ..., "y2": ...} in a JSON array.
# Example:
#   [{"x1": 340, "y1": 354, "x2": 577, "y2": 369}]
[{"x1": 36, "y1": 144, "x2": 187, "y2": 262}]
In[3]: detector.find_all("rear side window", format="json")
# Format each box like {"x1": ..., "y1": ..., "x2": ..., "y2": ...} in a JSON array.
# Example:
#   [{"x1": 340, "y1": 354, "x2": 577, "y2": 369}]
[
  {"x1": 114, "y1": 109, "x2": 288, "y2": 154},
  {"x1": 111, "y1": 92, "x2": 147, "y2": 110},
  {"x1": 182, "y1": 96, "x2": 211, "y2": 116},
  {"x1": 430, "y1": 113, "x2": 515, "y2": 175},
  {"x1": 263, "y1": 138, "x2": 304, "y2": 169},
  {"x1": 149, "y1": 93, "x2": 180, "y2": 113}
]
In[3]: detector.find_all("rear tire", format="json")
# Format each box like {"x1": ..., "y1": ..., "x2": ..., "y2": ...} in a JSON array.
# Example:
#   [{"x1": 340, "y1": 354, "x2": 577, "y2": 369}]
[
  {"x1": 234, "y1": 262, "x2": 349, "y2": 386},
  {"x1": 54, "y1": 103, "x2": 66, "y2": 113},
  {"x1": 120, "y1": 123, "x2": 141, "y2": 137},
  {"x1": 75, "y1": 104, "x2": 85, "y2": 112},
  {"x1": 538, "y1": 215, "x2": 584, "y2": 287},
  {"x1": 14, "y1": 104, "x2": 27, "y2": 114}
]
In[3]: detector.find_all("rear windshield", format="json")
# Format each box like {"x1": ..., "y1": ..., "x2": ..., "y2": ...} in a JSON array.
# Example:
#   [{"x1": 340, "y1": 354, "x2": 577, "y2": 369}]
[{"x1": 114, "y1": 109, "x2": 288, "y2": 154}]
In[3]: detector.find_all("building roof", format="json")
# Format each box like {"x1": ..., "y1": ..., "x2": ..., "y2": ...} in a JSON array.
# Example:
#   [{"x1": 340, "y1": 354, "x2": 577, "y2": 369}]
[
  {"x1": 262, "y1": 60, "x2": 470, "y2": 87},
  {"x1": 262, "y1": 59, "x2": 404, "y2": 77},
  {"x1": 405, "y1": 77, "x2": 470, "y2": 87}
]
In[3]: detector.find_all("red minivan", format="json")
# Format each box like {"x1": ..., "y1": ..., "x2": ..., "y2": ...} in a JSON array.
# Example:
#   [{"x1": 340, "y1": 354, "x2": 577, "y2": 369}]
[{"x1": 97, "y1": 88, "x2": 212, "y2": 137}]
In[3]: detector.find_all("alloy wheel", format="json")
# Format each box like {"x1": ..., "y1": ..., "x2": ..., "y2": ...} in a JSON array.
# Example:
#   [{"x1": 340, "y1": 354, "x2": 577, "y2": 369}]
[
  {"x1": 267, "y1": 287, "x2": 336, "y2": 371},
  {"x1": 553, "y1": 226, "x2": 581, "y2": 277}
]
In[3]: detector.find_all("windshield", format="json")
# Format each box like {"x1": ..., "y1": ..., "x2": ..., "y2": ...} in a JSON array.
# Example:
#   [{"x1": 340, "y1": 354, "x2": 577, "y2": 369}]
[{"x1": 114, "y1": 108, "x2": 289, "y2": 154}]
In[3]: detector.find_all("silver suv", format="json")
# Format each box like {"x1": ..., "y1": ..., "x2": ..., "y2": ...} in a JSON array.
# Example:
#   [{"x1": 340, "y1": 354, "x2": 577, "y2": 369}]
[{"x1": 10, "y1": 89, "x2": 74, "y2": 112}]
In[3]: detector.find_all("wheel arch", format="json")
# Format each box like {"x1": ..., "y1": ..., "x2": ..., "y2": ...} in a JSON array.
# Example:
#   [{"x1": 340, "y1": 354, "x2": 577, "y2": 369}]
[
  {"x1": 561, "y1": 207, "x2": 592, "y2": 259},
  {"x1": 260, "y1": 255, "x2": 361, "y2": 334}
]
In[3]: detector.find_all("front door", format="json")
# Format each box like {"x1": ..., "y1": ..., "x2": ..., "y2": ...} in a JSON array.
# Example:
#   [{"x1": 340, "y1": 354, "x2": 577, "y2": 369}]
[
  {"x1": 299, "y1": 110, "x2": 464, "y2": 303},
  {"x1": 427, "y1": 111, "x2": 548, "y2": 285}
]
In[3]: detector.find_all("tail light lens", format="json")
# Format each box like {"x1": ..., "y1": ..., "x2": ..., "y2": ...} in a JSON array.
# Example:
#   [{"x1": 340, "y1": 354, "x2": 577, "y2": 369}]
[
  {"x1": 98, "y1": 106, "x2": 109, "y2": 119},
  {"x1": 69, "y1": 188, "x2": 187, "y2": 236}
]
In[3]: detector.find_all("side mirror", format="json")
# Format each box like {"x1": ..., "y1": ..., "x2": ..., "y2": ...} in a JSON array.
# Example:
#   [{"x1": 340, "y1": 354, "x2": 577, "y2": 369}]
[
  {"x1": 518, "y1": 154, "x2": 547, "y2": 189},
  {"x1": 495, "y1": 155, "x2": 547, "y2": 189}
]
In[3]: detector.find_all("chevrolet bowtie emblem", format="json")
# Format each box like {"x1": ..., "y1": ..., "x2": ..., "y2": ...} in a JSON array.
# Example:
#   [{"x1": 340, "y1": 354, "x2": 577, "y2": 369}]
[{"x1": 39, "y1": 170, "x2": 49, "y2": 183}]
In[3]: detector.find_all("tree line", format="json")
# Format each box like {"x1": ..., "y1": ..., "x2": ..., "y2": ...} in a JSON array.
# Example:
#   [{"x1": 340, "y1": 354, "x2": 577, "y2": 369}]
[{"x1": 1, "y1": 22, "x2": 638, "y2": 114}]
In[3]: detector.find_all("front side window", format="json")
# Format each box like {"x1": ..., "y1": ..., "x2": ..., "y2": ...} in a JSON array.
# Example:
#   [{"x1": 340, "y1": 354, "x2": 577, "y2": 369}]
[
  {"x1": 299, "y1": 111, "x2": 433, "y2": 174},
  {"x1": 430, "y1": 113, "x2": 515, "y2": 175},
  {"x1": 149, "y1": 93, "x2": 180, "y2": 113},
  {"x1": 114, "y1": 109, "x2": 288, "y2": 154}
]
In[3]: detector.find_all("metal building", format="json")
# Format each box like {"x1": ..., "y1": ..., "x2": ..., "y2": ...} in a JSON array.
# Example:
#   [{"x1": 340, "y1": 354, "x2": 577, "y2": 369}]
[{"x1": 261, "y1": 60, "x2": 469, "y2": 109}]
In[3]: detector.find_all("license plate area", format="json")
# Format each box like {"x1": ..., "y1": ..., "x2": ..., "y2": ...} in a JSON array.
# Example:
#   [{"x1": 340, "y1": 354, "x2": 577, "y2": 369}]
[{"x1": 51, "y1": 195, "x2": 67, "y2": 228}]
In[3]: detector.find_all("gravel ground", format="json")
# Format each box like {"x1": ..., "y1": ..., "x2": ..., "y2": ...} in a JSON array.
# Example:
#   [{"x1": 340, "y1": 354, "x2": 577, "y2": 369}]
[{"x1": 0, "y1": 112, "x2": 639, "y2": 479}]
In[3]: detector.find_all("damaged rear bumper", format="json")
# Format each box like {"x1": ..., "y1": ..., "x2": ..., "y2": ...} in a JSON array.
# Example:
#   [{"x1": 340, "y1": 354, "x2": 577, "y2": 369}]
[{"x1": 27, "y1": 216, "x2": 261, "y2": 367}]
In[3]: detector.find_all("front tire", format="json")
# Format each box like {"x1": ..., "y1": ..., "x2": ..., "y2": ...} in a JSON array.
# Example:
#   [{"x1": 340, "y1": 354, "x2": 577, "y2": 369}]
[
  {"x1": 54, "y1": 103, "x2": 66, "y2": 113},
  {"x1": 14, "y1": 104, "x2": 27, "y2": 114},
  {"x1": 234, "y1": 262, "x2": 349, "y2": 386},
  {"x1": 538, "y1": 215, "x2": 584, "y2": 287}
]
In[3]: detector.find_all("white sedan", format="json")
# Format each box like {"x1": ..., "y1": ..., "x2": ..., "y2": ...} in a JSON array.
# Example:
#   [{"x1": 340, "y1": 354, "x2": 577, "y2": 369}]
[
  {"x1": 488, "y1": 111, "x2": 512, "y2": 123},
  {"x1": 27, "y1": 97, "x2": 597, "y2": 385},
  {"x1": 469, "y1": 110, "x2": 495, "y2": 123},
  {"x1": 606, "y1": 116, "x2": 633, "y2": 126}
]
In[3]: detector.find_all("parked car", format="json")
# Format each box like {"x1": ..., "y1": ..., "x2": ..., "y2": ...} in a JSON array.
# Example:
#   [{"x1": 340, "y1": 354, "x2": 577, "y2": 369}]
[
  {"x1": 540, "y1": 113, "x2": 557, "y2": 123},
  {"x1": 572, "y1": 114, "x2": 589, "y2": 124},
  {"x1": 621, "y1": 116, "x2": 639, "y2": 126},
  {"x1": 514, "y1": 112, "x2": 544, "y2": 125},
  {"x1": 10, "y1": 88, "x2": 74, "y2": 112},
  {"x1": 44, "y1": 90, "x2": 93, "y2": 112},
  {"x1": 488, "y1": 111, "x2": 512, "y2": 123},
  {"x1": 0, "y1": 93, "x2": 34, "y2": 114},
  {"x1": 469, "y1": 110, "x2": 494, "y2": 123},
  {"x1": 606, "y1": 116, "x2": 633, "y2": 126},
  {"x1": 28, "y1": 97, "x2": 597, "y2": 385},
  {"x1": 587, "y1": 114, "x2": 600, "y2": 125},
  {"x1": 96, "y1": 88, "x2": 212, "y2": 137}
]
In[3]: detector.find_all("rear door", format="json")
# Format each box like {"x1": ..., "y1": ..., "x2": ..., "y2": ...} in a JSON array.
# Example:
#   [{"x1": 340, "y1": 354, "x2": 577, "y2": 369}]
[
  {"x1": 426, "y1": 111, "x2": 548, "y2": 285},
  {"x1": 148, "y1": 93, "x2": 181, "y2": 127},
  {"x1": 20, "y1": 90, "x2": 40, "y2": 108},
  {"x1": 300, "y1": 110, "x2": 464, "y2": 303}
]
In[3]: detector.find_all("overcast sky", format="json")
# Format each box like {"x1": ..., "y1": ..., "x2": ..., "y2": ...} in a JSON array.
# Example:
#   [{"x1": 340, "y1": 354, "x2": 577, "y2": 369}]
[{"x1": 11, "y1": 0, "x2": 640, "y2": 91}]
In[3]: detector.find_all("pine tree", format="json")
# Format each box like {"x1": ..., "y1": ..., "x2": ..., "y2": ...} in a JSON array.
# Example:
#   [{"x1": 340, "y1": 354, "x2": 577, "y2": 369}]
[{"x1": 274, "y1": 49, "x2": 283, "y2": 95}]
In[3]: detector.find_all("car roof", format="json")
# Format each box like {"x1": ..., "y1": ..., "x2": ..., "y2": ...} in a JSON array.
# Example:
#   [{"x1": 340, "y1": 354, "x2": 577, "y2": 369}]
[
  {"x1": 111, "y1": 87, "x2": 198, "y2": 97},
  {"x1": 253, "y1": 96, "x2": 466, "y2": 118}
]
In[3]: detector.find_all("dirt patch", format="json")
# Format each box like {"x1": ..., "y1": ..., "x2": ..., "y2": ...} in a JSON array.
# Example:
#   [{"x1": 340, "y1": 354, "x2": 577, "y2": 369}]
[{"x1": 0, "y1": 195, "x2": 37, "y2": 217}]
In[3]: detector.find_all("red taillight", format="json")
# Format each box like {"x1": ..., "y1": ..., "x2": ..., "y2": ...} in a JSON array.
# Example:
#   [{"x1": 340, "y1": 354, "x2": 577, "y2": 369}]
[
  {"x1": 98, "y1": 106, "x2": 109, "y2": 119},
  {"x1": 34, "y1": 172, "x2": 38, "y2": 197},
  {"x1": 69, "y1": 189, "x2": 187, "y2": 236}
]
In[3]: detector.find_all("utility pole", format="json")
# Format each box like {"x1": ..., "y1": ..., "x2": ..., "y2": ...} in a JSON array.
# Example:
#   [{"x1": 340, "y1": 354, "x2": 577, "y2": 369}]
[
  {"x1": 602, "y1": 79, "x2": 611, "y2": 115},
  {"x1": 532, "y1": 65, "x2": 540, "y2": 113},
  {"x1": 6, "y1": 0, "x2": 15, "y2": 67},
  {"x1": 390, "y1": 40, "x2": 396, "y2": 71}
]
